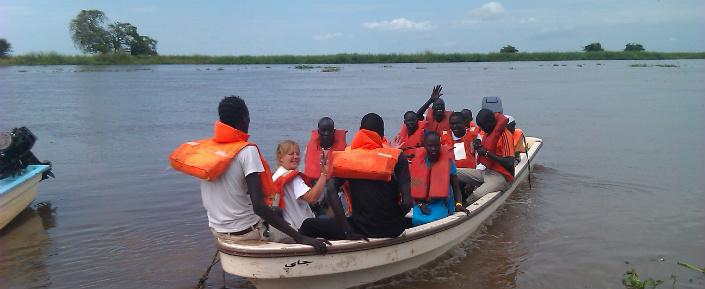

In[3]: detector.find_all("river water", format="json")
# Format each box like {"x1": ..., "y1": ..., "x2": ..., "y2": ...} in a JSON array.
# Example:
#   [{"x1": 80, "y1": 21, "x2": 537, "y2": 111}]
[{"x1": 1, "y1": 60, "x2": 703, "y2": 289}]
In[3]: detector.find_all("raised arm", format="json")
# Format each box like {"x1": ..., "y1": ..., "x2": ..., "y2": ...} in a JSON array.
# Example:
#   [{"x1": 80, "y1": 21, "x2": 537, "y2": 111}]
[
  {"x1": 300, "y1": 151, "x2": 331, "y2": 203},
  {"x1": 415, "y1": 85, "x2": 443, "y2": 120},
  {"x1": 299, "y1": 166, "x2": 328, "y2": 203},
  {"x1": 246, "y1": 173, "x2": 329, "y2": 253}
]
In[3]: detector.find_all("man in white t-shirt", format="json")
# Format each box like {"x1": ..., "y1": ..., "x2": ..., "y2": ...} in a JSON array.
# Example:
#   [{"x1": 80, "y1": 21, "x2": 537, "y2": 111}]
[{"x1": 201, "y1": 96, "x2": 328, "y2": 253}]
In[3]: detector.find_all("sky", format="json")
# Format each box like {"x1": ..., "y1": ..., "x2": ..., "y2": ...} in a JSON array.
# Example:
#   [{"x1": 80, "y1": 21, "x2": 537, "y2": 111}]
[{"x1": 0, "y1": 0, "x2": 703, "y2": 55}]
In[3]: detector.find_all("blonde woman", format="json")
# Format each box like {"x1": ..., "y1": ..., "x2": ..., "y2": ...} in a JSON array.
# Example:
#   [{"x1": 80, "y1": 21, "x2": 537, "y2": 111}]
[{"x1": 272, "y1": 140, "x2": 328, "y2": 230}]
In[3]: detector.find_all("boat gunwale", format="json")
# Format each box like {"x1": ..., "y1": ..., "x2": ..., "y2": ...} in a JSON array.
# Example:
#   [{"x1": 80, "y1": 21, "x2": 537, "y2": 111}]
[
  {"x1": 217, "y1": 138, "x2": 543, "y2": 258},
  {"x1": 0, "y1": 165, "x2": 50, "y2": 196}
]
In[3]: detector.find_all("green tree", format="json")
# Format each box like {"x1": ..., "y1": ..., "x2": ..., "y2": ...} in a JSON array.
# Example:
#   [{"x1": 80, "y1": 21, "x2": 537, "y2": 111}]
[
  {"x1": 70, "y1": 10, "x2": 158, "y2": 55},
  {"x1": 0, "y1": 39, "x2": 11, "y2": 58},
  {"x1": 107, "y1": 22, "x2": 138, "y2": 53},
  {"x1": 500, "y1": 45, "x2": 518, "y2": 53},
  {"x1": 107, "y1": 22, "x2": 158, "y2": 55},
  {"x1": 583, "y1": 42, "x2": 604, "y2": 52},
  {"x1": 70, "y1": 10, "x2": 112, "y2": 54},
  {"x1": 624, "y1": 43, "x2": 645, "y2": 52}
]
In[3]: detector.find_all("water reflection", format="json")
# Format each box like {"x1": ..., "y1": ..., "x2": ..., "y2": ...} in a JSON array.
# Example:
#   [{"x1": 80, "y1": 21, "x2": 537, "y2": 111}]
[{"x1": 0, "y1": 202, "x2": 56, "y2": 289}]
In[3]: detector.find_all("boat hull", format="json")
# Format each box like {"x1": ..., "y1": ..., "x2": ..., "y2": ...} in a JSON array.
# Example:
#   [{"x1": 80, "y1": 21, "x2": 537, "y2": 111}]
[
  {"x1": 0, "y1": 165, "x2": 50, "y2": 230},
  {"x1": 218, "y1": 138, "x2": 542, "y2": 289}
]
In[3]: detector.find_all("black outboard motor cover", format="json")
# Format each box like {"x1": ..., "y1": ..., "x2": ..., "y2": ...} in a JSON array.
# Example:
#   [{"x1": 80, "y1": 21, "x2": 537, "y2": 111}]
[{"x1": 0, "y1": 127, "x2": 54, "y2": 180}]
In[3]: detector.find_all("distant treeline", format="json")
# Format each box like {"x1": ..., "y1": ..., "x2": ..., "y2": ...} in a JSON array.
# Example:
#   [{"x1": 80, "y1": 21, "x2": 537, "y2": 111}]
[{"x1": 1, "y1": 51, "x2": 703, "y2": 66}]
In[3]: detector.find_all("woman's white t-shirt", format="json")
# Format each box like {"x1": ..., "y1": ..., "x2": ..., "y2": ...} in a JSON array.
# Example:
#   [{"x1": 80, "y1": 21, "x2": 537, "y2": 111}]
[{"x1": 272, "y1": 166, "x2": 316, "y2": 230}]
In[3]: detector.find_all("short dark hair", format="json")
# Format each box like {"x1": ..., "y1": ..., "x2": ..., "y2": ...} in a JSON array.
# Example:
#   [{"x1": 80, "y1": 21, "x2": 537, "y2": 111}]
[
  {"x1": 360, "y1": 113, "x2": 384, "y2": 136},
  {"x1": 318, "y1": 117, "x2": 334, "y2": 128},
  {"x1": 461, "y1": 109, "x2": 472, "y2": 118},
  {"x1": 425, "y1": 130, "x2": 440, "y2": 140},
  {"x1": 218, "y1": 96, "x2": 248, "y2": 127},
  {"x1": 403, "y1": 111, "x2": 417, "y2": 119},
  {"x1": 476, "y1": 109, "x2": 495, "y2": 127},
  {"x1": 450, "y1": 111, "x2": 464, "y2": 120}
]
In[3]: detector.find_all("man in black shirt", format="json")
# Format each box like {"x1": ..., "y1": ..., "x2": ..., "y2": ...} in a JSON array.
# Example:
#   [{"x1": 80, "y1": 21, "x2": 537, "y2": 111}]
[{"x1": 299, "y1": 113, "x2": 412, "y2": 240}]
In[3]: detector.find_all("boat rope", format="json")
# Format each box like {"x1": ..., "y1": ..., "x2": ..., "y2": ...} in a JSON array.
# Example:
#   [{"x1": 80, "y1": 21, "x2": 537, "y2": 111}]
[{"x1": 193, "y1": 250, "x2": 221, "y2": 289}]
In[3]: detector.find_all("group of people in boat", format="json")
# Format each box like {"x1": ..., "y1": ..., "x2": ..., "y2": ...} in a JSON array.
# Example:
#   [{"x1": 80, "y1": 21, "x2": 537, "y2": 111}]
[{"x1": 170, "y1": 85, "x2": 528, "y2": 253}]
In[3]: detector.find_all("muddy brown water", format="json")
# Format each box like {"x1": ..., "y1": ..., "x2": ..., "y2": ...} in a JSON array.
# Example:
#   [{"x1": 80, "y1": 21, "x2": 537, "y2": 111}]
[{"x1": 1, "y1": 61, "x2": 703, "y2": 289}]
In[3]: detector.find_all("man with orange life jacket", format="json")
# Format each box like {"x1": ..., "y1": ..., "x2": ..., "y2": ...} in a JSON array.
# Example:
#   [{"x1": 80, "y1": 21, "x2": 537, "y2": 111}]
[
  {"x1": 448, "y1": 112, "x2": 479, "y2": 200},
  {"x1": 303, "y1": 117, "x2": 348, "y2": 216},
  {"x1": 393, "y1": 111, "x2": 425, "y2": 158},
  {"x1": 272, "y1": 140, "x2": 328, "y2": 230},
  {"x1": 505, "y1": 116, "x2": 526, "y2": 165},
  {"x1": 303, "y1": 117, "x2": 346, "y2": 185},
  {"x1": 449, "y1": 112, "x2": 479, "y2": 169},
  {"x1": 461, "y1": 108, "x2": 480, "y2": 132},
  {"x1": 416, "y1": 85, "x2": 453, "y2": 136},
  {"x1": 410, "y1": 131, "x2": 467, "y2": 226},
  {"x1": 456, "y1": 109, "x2": 515, "y2": 202},
  {"x1": 169, "y1": 96, "x2": 328, "y2": 253},
  {"x1": 299, "y1": 113, "x2": 412, "y2": 240}
]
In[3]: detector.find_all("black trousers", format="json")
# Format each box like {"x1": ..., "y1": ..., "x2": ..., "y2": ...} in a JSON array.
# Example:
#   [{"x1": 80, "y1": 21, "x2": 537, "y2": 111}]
[{"x1": 299, "y1": 217, "x2": 359, "y2": 240}]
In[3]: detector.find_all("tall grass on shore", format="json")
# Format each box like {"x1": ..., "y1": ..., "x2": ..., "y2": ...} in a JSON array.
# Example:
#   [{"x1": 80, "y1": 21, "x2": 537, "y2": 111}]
[{"x1": 1, "y1": 51, "x2": 704, "y2": 66}]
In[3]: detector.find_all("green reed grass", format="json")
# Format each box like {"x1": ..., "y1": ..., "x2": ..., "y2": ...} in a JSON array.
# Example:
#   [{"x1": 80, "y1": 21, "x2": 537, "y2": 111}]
[{"x1": 1, "y1": 51, "x2": 704, "y2": 66}]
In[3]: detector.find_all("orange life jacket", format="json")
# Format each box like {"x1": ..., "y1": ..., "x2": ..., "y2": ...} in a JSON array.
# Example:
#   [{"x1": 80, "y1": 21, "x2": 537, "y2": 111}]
[
  {"x1": 273, "y1": 169, "x2": 303, "y2": 193},
  {"x1": 424, "y1": 108, "x2": 453, "y2": 136},
  {"x1": 169, "y1": 121, "x2": 282, "y2": 207},
  {"x1": 331, "y1": 129, "x2": 401, "y2": 181},
  {"x1": 409, "y1": 146, "x2": 454, "y2": 200},
  {"x1": 466, "y1": 121, "x2": 477, "y2": 129},
  {"x1": 396, "y1": 121, "x2": 425, "y2": 156},
  {"x1": 513, "y1": 128, "x2": 526, "y2": 153},
  {"x1": 477, "y1": 113, "x2": 515, "y2": 182},
  {"x1": 304, "y1": 129, "x2": 347, "y2": 183},
  {"x1": 467, "y1": 122, "x2": 481, "y2": 139},
  {"x1": 452, "y1": 131, "x2": 476, "y2": 169}
]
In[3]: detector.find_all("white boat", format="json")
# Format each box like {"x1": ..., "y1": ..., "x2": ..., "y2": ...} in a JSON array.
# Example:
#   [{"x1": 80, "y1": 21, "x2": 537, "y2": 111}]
[
  {"x1": 0, "y1": 165, "x2": 51, "y2": 230},
  {"x1": 217, "y1": 137, "x2": 543, "y2": 289}
]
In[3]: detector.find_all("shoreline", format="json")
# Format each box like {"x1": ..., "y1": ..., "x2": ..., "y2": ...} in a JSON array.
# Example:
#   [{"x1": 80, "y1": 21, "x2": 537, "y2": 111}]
[{"x1": 1, "y1": 51, "x2": 703, "y2": 66}]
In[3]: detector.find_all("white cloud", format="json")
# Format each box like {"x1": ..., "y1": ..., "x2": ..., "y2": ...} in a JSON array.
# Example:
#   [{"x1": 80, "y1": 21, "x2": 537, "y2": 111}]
[
  {"x1": 464, "y1": 2, "x2": 505, "y2": 24},
  {"x1": 313, "y1": 32, "x2": 343, "y2": 41},
  {"x1": 363, "y1": 18, "x2": 432, "y2": 31}
]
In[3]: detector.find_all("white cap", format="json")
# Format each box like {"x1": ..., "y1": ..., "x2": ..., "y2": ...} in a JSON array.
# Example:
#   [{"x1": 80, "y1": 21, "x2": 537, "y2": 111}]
[{"x1": 506, "y1": 115, "x2": 515, "y2": 124}]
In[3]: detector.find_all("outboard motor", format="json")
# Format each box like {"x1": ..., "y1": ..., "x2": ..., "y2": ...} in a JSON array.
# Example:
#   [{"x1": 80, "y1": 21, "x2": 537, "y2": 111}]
[
  {"x1": 0, "y1": 127, "x2": 54, "y2": 180},
  {"x1": 481, "y1": 96, "x2": 503, "y2": 113}
]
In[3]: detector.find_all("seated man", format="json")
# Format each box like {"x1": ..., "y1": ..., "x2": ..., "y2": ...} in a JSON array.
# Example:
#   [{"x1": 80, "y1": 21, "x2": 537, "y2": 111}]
[
  {"x1": 456, "y1": 109, "x2": 515, "y2": 201},
  {"x1": 409, "y1": 131, "x2": 466, "y2": 226},
  {"x1": 449, "y1": 112, "x2": 478, "y2": 169},
  {"x1": 461, "y1": 108, "x2": 480, "y2": 135},
  {"x1": 303, "y1": 117, "x2": 346, "y2": 184},
  {"x1": 299, "y1": 113, "x2": 412, "y2": 240},
  {"x1": 393, "y1": 111, "x2": 425, "y2": 158},
  {"x1": 416, "y1": 85, "x2": 452, "y2": 136},
  {"x1": 505, "y1": 116, "x2": 526, "y2": 164},
  {"x1": 170, "y1": 96, "x2": 328, "y2": 253},
  {"x1": 303, "y1": 117, "x2": 349, "y2": 216}
]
